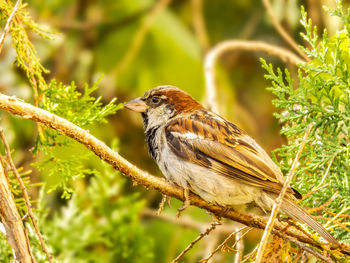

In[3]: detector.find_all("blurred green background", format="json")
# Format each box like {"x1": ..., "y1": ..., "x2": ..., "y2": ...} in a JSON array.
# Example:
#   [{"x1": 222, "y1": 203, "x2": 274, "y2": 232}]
[{"x1": 0, "y1": 0, "x2": 346, "y2": 262}]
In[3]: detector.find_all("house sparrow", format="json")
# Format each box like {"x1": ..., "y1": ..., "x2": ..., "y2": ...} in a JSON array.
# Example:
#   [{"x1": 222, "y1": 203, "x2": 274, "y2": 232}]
[{"x1": 125, "y1": 85, "x2": 338, "y2": 245}]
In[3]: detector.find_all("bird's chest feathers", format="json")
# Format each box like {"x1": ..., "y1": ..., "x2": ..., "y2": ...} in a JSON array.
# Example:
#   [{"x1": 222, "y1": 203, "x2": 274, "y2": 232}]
[
  {"x1": 143, "y1": 105, "x2": 175, "y2": 162},
  {"x1": 145, "y1": 126, "x2": 165, "y2": 162},
  {"x1": 144, "y1": 126, "x2": 185, "y2": 184}
]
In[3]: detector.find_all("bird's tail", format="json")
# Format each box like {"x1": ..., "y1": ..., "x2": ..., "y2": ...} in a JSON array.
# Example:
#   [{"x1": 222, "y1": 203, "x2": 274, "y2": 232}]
[{"x1": 281, "y1": 198, "x2": 339, "y2": 246}]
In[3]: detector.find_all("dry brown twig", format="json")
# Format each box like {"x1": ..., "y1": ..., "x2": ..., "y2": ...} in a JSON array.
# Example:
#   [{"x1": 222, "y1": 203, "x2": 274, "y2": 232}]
[
  {"x1": 0, "y1": 131, "x2": 53, "y2": 263},
  {"x1": 200, "y1": 227, "x2": 252, "y2": 263},
  {"x1": 0, "y1": 0, "x2": 22, "y2": 54},
  {"x1": 0, "y1": 93, "x2": 349, "y2": 255},
  {"x1": 172, "y1": 221, "x2": 220, "y2": 263},
  {"x1": 204, "y1": 40, "x2": 304, "y2": 113},
  {"x1": 145, "y1": 207, "x2": 253, "y2": 261},
  {"x1": 234, "y1": 226, "x2": 245, "y2": 263},
  {"x1": 302, "y1": 156, "x2": 335, "y2": 201},
  {"x1": 314, "y1": 215, "x2": 350, "y2": 233},
  {"x1": 308, "y1": 191, "x2": 339, "y2": 213},
  {"x1": 0, "y1": 157, "x2": 34, "y2": 263},
  {"x1": 114, "y1": 0, "x2": 172, "y2": 75},
  {"x1": 191, "y1": 0, "x2": 209, "y2": 52},
  {"x1": 143, "y1": 208, "x2": 240, "y2": 234},
  {"x1": 254, "y1": 123, "x2": 314, "y2": 263},
  {"x1": 284, "y1": 235, "x2": 334, "y2": 263},
  {"x1": 325, "y1": 207, "x2": 350, "y2": 229},
  {"x1": 262, "y1": 0, "x2": 310, "y2": 61}
]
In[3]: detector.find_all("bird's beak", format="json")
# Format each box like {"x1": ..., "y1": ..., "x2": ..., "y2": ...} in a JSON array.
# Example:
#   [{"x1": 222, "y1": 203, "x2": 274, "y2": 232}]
[{"x1": 124, "y1": 97, "x2": 148, "y2": 112}]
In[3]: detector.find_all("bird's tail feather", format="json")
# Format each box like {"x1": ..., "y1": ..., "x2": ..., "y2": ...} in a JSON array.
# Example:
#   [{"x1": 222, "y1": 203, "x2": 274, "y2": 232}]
[{"x1": 281, "y1": 198, "x2": 339, "y2": 246}]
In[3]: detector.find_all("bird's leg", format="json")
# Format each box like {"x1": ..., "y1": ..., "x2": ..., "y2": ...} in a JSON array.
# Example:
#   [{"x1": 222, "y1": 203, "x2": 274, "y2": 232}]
[
  {"x1": 157, "y1": 194, "x2": 172, "y2": 216},
  {"x1": 157, "y1": 194, "x2": 167, "y2": 215},
  {"x1": 166, "y1": 196, "x2": 172, "y2": 208},
  {"x1": 176, "y1": 187, "x2": 190, "y2": 218},
  {"x1": 157, "y1": 178, "x2": 175, "y2": 216}
]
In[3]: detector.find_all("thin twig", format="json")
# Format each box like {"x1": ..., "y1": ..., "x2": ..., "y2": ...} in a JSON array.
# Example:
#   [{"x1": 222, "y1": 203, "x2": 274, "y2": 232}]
[
  {"x1": 203, "y1": 233, "x2": 221, "y2": 262},
  {"x1": 0, "y1": 131, "x2": 53, "y2": 263},
  {"x1": 325, "y1": 207, "x2": 350, "y2": 229},
  {"x1": 191, "y1": 0, "x2": 209, "y2": 52},
  {"x1": 143, "y1": 208, "x2": 239, "y2": 234},
  {"x1": 308, "y1": 191, "x2": 339, "y2": 213},
  {"x1": 204, "y1": 40, "x2": 304, "y2": 113},
  {"x1": 0, "y1": 159, "x2": 34, "y2": 263},
  {"x1": 234, "y1": 227, "x2": 244, "y2": 263},
  {"x1": 302, "y1": 156, "x2": 335, "y2": 201},
  {"x1": 114, "y1": 0, "x2": 172, "y2": 75},
  {"x1": 23, "y1": 226, "x2": 37, "y2": 263},
  {"x1": 0, "y1": 0, "x2": 22, "y2": 54},
  {"x1": 313, "y1": 215, "x2": 350, "y2": 233},
  {"x1": 262, "y1": 0, "x2": 310, "y2": 61},
  {"x1": 0, "y1": 93, "x2": 348, "y2": 255},
  {"x1": 254, "y1": 123, "x2": 314, "y2": 263},
  {"x1": 201, "y1": 231, "x2": 237, "y2": 263},
  {"x1": 201, "y1": 227, "x2": 251, "y2": 263},
  {"x1": 172, "y1": 221, "x2": 220, "y2": 263},
  {"x1": 284, "y1": 235, "x2": 334, "y2": 263}
]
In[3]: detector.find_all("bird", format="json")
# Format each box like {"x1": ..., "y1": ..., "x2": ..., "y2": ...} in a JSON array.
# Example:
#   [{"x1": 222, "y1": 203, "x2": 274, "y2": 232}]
[{"x1": 124, "y1": 85, "x2": 338, "y2": 245}]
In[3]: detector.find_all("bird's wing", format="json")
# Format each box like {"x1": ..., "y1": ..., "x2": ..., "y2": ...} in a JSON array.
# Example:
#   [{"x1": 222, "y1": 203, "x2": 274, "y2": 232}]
[{"x1": 165, "y1": 111, "x2": 299, "y2": 198}]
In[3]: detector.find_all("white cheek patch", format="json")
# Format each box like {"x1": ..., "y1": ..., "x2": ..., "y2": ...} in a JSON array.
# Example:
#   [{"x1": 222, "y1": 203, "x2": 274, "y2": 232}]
[{"x1": 147, "y1": 104, "x2": 173, "y2": 129}]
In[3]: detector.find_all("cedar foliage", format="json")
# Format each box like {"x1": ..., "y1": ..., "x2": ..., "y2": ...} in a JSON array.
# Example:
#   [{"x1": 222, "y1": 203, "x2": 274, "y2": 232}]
[{"x1": 262, "y1": 0, "x2": 350, "y2": 248}]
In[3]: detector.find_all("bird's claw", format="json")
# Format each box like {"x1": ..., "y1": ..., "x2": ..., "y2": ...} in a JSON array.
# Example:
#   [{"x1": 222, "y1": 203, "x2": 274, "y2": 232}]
[{"x1": 176, "y1": 188, "x2": 190, "y2": 218}]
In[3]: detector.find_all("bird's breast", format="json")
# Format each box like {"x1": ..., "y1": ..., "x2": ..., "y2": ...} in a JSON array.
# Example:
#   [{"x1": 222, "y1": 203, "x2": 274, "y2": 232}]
[{"x1": 145, "y1": 125, "x2": 165, "y2": 162}]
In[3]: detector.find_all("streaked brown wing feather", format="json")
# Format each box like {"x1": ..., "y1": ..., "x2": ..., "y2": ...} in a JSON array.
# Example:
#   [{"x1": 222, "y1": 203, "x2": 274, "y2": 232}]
[{"x1": 165, "y1": 111, "x2": 297, "y2": 197}]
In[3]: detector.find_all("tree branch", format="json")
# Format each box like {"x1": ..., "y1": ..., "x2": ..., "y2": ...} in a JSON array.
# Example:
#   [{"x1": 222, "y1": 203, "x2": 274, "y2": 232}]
[
  {"x1": 114, "y1": 0, "x2": 172, "y2": 76},
  {"x1": 0, "y1": 158, "x2": 34, "y2": 263},
  {"x1": 0, "y1": 131, "x2": 53, "y2": 263},
  {"x1": 0, "y1": 0, "x2": 21, "y2": 54},
  {"x1": 172, "y1": 221, "x2": 220, "y2": 263},
  {"x1": 255, "y1": 123, "x2": 313, "y2": 263},
  {"x1": 262, "y1": 0, "x2": 310, "y2": 61},
  {"x1": 191, "y1": 0, "x2": 209, "y2": 52},
  {"x1": 0, "y1": 92, "x2": 348, "y2": 255},
  {"x1": 204, "y1": 40, "x2": 304, "y2": 113}
]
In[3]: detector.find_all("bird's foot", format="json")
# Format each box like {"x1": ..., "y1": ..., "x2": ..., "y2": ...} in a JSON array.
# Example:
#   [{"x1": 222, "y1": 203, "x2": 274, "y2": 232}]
[
  {"x1": 176, "y1": 188, "x2": 190, "y2": 218},
  {"x1": 157, "y1": 194, "x2": 172, "y2": 216}
]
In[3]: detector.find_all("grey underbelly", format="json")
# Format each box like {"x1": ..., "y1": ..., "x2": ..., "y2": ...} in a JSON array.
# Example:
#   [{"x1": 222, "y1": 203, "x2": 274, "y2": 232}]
[{"x1": 157, "y1": 149, "x2": 275, "y2": 211}]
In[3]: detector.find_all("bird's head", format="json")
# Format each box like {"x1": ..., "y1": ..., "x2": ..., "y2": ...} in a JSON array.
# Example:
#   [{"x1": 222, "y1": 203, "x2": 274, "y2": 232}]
[{"x1": 124, "y1": 86, "x2": 203, "y2": 129}]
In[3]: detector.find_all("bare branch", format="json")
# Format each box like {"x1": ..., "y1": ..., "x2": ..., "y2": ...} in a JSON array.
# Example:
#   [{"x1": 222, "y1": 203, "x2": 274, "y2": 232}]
[
  {"x1": 0, "y1": 159, "x2": 34, "y2": 262},
  {"x1": 172, "y1": 221, "x2": 220, "y2": 263},
  {"x1": 204, "y1": 40, "x2": 304, "y2": 113},
  {"x1": 325, "y1": 207, "x2": 350, "y2": 229},
  {"x1": 0, "y1": 0, "x2": 21, "y2": 54},
  {"x1": 191, "y1": 0, "x2": 209, "y2": 52},
  {"x1": 262, "y1": 0, "x2": 310, "y2": 61},
  {"x1": 302, "y1": 156, "x2": 335, "y2": 201},
  {"x1": 308, "y1": 191, "x2": 339, "y2": 213},
  {"x1": 0, "y1": 131, "x2": 53, "y2": 263},
  {"x1": 143, "y1": 208, "x2": 238, "y2": 234},
  {"x1": 255, "y1": 123, "x2": 313, "y2": 263},
  {"x1": 234, "y1": 226, "x2": 245, "y2": 263},
  {"x1": 284, "y1": 235, "x2": 334, "y2": 263},
  {"x1": 114, "y1": 0, "x2": 172, "y2": 75},
  {"x1": 201, "y1": 227, "x2": 251, "y2": 263},
  {"x1": 0, "y1": 93, "x2": 348, "y2": 255}
]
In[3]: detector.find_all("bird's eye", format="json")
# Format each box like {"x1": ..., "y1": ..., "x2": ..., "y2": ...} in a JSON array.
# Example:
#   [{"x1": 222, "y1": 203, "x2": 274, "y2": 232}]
[{"x1": 152, "y1": 96, "x2": 160, "y2": 104}]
